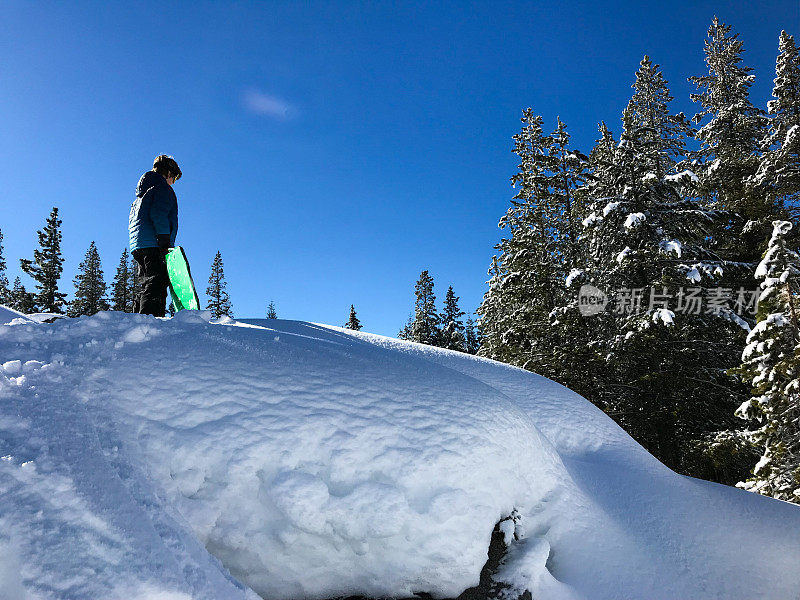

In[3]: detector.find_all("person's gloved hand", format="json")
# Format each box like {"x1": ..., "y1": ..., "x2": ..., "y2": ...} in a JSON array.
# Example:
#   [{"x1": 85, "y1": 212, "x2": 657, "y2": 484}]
[{"x1": 157, "y1": 234, "x2": 171, "y2": 255}]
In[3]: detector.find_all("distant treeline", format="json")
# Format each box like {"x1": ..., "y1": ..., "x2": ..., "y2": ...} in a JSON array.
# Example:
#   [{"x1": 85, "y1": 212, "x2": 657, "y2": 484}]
[{"x1": 1, "y1": 212, "x2": 247, "y2": 320}]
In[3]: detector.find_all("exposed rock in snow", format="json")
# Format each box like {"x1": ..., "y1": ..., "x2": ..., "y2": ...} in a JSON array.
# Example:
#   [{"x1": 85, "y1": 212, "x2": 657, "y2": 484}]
[{"x1": 26, "y1": 313, "x2": 69, "y2": 324}]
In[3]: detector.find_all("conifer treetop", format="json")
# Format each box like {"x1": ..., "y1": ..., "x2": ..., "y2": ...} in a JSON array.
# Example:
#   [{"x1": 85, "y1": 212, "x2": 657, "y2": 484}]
[
  {"x1": 624, "y1": 55, "x2": 693, "y2": 178},
  {"x1": 267, "y1": 300, "x2": 277, "y2": 319},
  {"x1": 345, "y1": 304, "x2": 362, "y2": 331},
  {"x1": 69, "y1": 241, "x2": 109, "y2": 317},
  {"x1": 9, "y1": 277, "x2": 36, "y2": 314},
  {"x1": 752, "y1": 30, "x2": 800, "y2": 217},
  {"x1": 688, "y1": 17, "x2": 767, "y2": 189},
  {"x1": 111, "y1": 248, "x2": 133, "y2": 312},
  {"x1": 768, "y1": 32, "x2": 800, "y2": 131},
  {"x1": 0, "y1": 229, "x2": 9, "y2": 304},
  {"x1": 20, "y1": 207, "x2": 67, "y2": 313},
  {"x1": 205, "y1": 250, "x2": 233, "y2": 319}
]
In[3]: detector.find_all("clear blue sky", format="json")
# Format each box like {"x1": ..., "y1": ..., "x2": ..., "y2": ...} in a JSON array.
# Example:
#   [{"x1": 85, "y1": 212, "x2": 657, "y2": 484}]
[{"x1": 1, "y1": 1, "x2": 797, "y2": 336}]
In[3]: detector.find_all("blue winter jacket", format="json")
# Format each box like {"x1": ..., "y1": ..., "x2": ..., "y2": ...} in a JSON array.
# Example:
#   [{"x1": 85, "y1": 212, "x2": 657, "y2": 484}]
[{"x1": 129, "y1": 170, "x2": 178, "y2": 251}]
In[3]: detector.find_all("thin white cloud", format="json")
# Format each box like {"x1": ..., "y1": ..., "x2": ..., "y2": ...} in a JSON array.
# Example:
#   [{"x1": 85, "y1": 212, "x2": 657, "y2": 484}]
[{"x1": 242, "y1": 89, "x2": 296, "y2": 120}]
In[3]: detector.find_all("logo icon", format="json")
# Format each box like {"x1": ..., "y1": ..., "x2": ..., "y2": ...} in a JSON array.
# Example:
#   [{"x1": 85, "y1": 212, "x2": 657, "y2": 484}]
[{"x1": 578, "y1": 285, "x2": 608, "y2": 316}]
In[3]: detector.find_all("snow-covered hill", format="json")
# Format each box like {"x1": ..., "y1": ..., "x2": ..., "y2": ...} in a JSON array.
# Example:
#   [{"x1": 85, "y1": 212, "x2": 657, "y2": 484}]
[{"x1": 1, "y1": 310, "x2": 798, "y2": 600}]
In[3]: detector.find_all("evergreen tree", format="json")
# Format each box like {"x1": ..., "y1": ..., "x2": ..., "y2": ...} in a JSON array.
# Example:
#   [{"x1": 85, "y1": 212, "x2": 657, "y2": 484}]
[
  {"x1": 478, "y1": 110, "x2": 587, "y2": 373},
  {"x1": 531, "y1": 121, "x2": 624, "y2": 401},
  {"x1": 440, "y1": 286, "x2": 466, "y2": 351},
  {"x1": 128, "y1": 253, "x2": 141, "y2": 312},
  {"x1": 205, "y1": 251, "x2": 233, "y2": 318},
  {"x1": 464, "y1": 315, "x2": 481, "y2": 355},
  {"x1": 68, "y1": 241, "x2": 109, "y2": 317},
  {"x1": 266, "y1": 300, "x2": 277, "y2": 319},
  {"x1": 0, "y1": 228, "x2": 9, "y2": 305},
  {"x1": 345, "y1": 304, "x2": 362, "y2": 330},
  {"x1": 20, "y1": 207, "x2": 67, "y2": 313},
  {"x1": 111, "y1": 249, "x2": 134, "y2": 312},
  {"x1": 9, "y1": 277, "x2": 36, "y2": 314},
  {"x1": 735, "y1": 220, "x2": 800, "y2": 503},
  {"x1": 688, "y1": 17, "x2": 772, "y2": 255},
  {"x1": 549, "y1": 116, "x2": 590, "y2": 263},
  {"x1": 561, "y1": 59, "x2": 752, "y2": 477},
  {"x1": 626, "y1": 55, "x2": 694, "y2": 178},
  {"x1": 398, "y1": 270, "x2": 440, "y2": 345},
  {"x1": 398, "y1": 313, "x2": 414, "y2": 340},
  {"x1": 479, "y1": 111, "x2": 553, "y2": 365},
  {"x1": 753, "y1": 31, "x2": 800, "y2": 221}
]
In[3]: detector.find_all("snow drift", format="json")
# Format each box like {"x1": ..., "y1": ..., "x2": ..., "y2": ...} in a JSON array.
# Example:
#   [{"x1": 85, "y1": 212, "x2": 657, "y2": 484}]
[
  {"x1": 0, "y1": 304, "x2": 32, "y2": 326},
  {"x1": 0, "y1": 310, "x2": 798, "y2": 600}
]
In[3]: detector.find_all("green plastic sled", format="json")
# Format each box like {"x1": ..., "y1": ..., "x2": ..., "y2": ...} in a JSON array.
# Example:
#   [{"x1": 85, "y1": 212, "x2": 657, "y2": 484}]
[{"x1": 166, "y1": 246, "x2": 201, "y2": 312}]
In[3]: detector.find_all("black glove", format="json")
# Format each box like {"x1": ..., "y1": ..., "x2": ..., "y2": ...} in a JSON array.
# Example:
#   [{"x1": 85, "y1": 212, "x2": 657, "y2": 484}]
[{"x1": 157, "y1": 234, "x2": 172, "y2": 254}]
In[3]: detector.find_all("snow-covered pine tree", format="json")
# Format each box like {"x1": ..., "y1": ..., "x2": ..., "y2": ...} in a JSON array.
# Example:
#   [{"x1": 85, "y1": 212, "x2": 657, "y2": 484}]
[
  {"x1": 479, "y1": 111, "x2": 587, "y2": 373},
  {"x1": 735, "y1": 220, "x2": 800, "y2": 502},
  {"x1": 111, "y1": 249, "x2": 133, "y2": 312},
  {"x1": 549, "y1": 117, "x2": 590, "y2": 263},
  {"x1": 753, "y1": 31, "x2": 800, "y2": 222},
  {"x1": 0, "y1": 228, "x2": 9, "y2": 305},
  {"x1": 20, "y1": 207, "x2": 67, "y2": 313},
  {"x1": 440, "y1": 286, "x2": 466, "y2": 351},
  {"x1": 627, "y1": 55, "x2": 694, "y2": 178},
  {"x1": 562, "y1": 57, "x2": 751, "y2": 478},
  {"x1": 127, "y1": 253, "x2": 141, "y2": 312},
  {"x1": 345, "y1": 305, "x2": 362, "y2": 330},
  {"x1": 205, "y1": 251, "x2": 233, "y2": 319},
  {"x1": 688, "y1": 17, "x2": 772, "y2": 257},
  {"x1": 479, "y1": 112, "x2": 552, "y2": 365},
  {"x1": 532, "y1": 122, "x2": 623, "y2": 401},
  {"x1": 9, "y1": 277, "x2": 36, "y2": 314},
  {"x1": 398, "y1": 313, "x2": 413, "y2": 340},
  {"x1": 68, "y1": 242, "x2": 110, "y2": 317},
  {"x1": 464, "y1": 315, "x2": 480, "y2": 355},
  {"x1": 266, "y1": 300, "x2": 277, "y2": 319},
  {"x1": 399, "y1": 270, "x2": 440, "y2": 345}
]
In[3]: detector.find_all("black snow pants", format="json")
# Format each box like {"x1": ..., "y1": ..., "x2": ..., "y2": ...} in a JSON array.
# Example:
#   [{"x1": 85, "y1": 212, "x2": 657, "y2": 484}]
[{"x1": 132, "y1": 247, "x2": 169, "y2": 317}]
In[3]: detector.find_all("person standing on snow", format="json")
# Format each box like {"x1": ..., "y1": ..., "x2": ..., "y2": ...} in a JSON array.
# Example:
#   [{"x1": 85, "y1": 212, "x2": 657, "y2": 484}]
[{"x1": 128, "y1": 155, "x2": 181, "y2": 317}]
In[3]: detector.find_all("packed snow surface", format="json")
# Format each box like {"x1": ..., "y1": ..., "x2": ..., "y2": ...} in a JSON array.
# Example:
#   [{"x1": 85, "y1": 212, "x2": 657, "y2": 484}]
[{"x1": 1, "y1": 310, "x2": 799, "y2": 600}]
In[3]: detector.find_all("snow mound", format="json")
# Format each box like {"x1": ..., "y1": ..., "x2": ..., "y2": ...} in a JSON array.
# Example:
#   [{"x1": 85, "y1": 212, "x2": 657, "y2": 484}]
[
  {"x1": 1, "y1": 312, "x2": 799, "y2": 600},
  {"x1": 0, "y1": 304, "x2": 34, "y2": 326}
]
